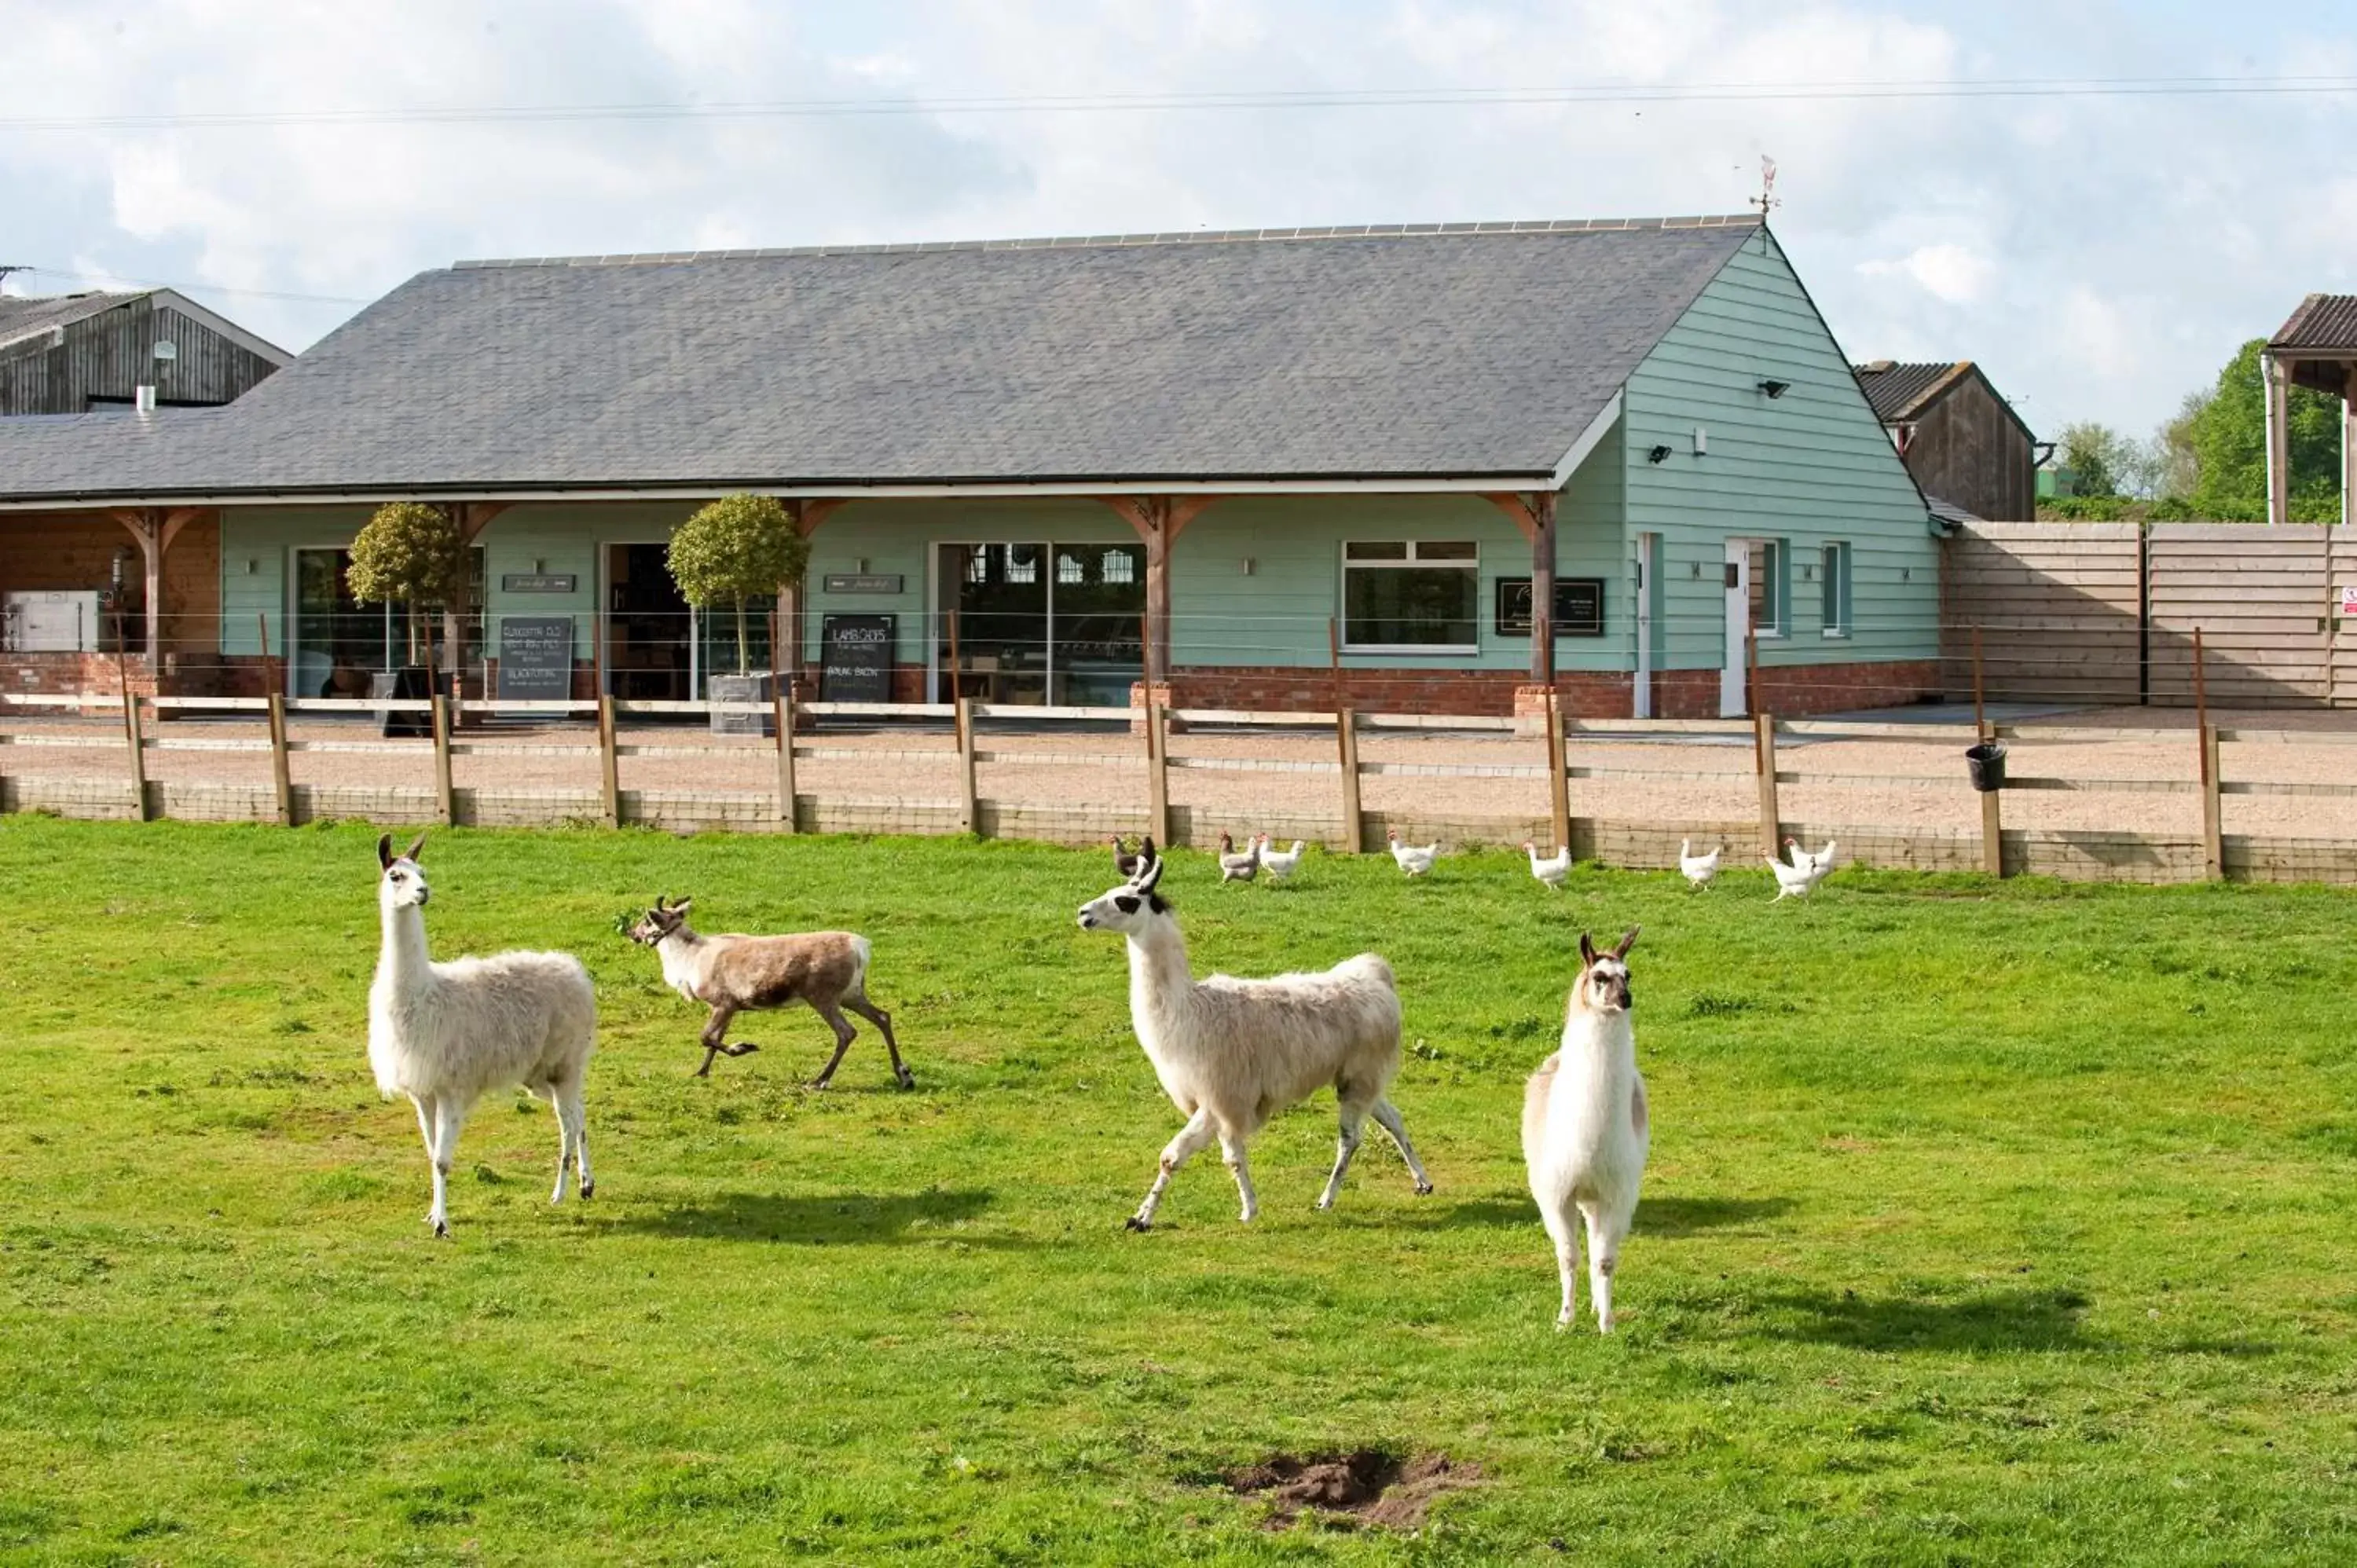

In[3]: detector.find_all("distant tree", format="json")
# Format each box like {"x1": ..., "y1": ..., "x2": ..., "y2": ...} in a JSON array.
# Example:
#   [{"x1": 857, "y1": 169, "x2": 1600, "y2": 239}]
[
  {"x1": 347, "y1": 502, "x2": 463, "y2": 668},
  {"x1": 2055, "y1": 421, "x2": 2135, "y2": 498},
  {"x1": 2147, "y1": 387, "x2": 2209, "y2": 502},
  {"x1": 2187, "y1": 339, "x2": 2341, "y2": 522},
  {"x1": 666, "y1": 494, "x2": 809, "y2": 676}
]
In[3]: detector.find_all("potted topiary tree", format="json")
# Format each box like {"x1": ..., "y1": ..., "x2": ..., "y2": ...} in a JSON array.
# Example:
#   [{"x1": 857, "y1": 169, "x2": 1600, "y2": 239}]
[
  {"x1": 666, "y1": 493, "x2": 809, "y2": 734},
  {"x1": 348, "y1": 501, "x2": 464, "y2": 737}
]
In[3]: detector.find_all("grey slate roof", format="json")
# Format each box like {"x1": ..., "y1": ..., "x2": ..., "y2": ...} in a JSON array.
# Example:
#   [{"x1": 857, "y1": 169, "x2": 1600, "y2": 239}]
[
  {"x1": 0, "y1": 218, "x2": 1759, "y2": 503},
  {"x1": 0, "y1": 291, "x2": 152, "y2": 353}
]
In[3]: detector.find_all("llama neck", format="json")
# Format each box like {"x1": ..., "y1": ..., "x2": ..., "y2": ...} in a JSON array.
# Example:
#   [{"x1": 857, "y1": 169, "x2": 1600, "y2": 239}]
[
  {"x1": 376, "y1": 903, "x2": 434, "y2": 996},
  {"x1": 1125, "y1": 918, "x2": 1195, "y2": 1020},
  {"x1": 1560, "y1": 1005, "x2": 1636, "y2": 1072}
]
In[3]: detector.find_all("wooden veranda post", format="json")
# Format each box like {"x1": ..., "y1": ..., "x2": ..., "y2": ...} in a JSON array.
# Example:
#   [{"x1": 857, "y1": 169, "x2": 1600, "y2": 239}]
[
  {"x1": 1335, "y1": 706, "x2": 1362, "y2": 854},
  {"x1": 1754, "y1": 711, "x2": 1780, "y2": 859},
  {"x1": 112, "y1": 506, "x2": 202, "y2": 697},
  {"x1": 266, "y1": 693, "x2": 294, "y2": 826},
  {"x1": 1099, "y1": 496, "x2": 1223, "y2": 702},
  {"x1": 597, "y1": 694, "x2": 621, "y2": 828},
  {"x1": 442, "y1": 502, "x2": 508, "y2": 721},
  {"x1": 1530, "y1": 491, "x2": 1559, "y2": 684}
]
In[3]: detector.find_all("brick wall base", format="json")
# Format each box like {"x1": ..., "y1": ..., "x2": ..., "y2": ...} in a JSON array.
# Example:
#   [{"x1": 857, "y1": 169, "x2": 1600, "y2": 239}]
[{"x1": 1117, "y1": 661, "x2": 1944, "y2": 718}]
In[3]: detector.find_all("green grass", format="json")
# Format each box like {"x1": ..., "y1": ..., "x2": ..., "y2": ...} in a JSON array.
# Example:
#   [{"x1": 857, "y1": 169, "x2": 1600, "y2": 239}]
[{"x1": 2, "y1": 815, "x2": 2354, "y2": 1565}]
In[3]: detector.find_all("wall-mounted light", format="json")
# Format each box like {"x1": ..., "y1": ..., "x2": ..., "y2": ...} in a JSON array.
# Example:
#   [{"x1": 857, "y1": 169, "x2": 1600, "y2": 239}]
[
  {"x1": 1690, "y1": 561, "x2": 1703, "y2": 579},
  {"x1": 1241, "y1": 557, "x2": 1256, "y2": 576},
  {"x1": 856, "y1": 557, "x2": 871, "y2": 573},
  {"x1": 1758, "y1": 379, "x2": 1791, "y2": 399},
  {"x1": 243, "y1": 559, "x2": 258, "y2": 575},
  {"x1": 1648, "y1": 445, "x2": 1673, "y2": 464},
  {"x1": 533, "y1": 558, "x2": 546, "y2": 573},
  {"x1": 1692, "y1": 426, "x2": 1709, "y2": 457}
]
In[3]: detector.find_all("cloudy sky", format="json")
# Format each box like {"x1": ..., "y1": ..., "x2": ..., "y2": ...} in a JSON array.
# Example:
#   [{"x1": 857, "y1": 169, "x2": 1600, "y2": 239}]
[{"x1": 5, "y1": 1, "x2": 2355, "y2": 440}]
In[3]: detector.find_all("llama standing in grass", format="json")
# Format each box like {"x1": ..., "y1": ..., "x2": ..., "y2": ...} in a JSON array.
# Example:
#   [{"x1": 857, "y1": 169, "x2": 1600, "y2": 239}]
[
  {"x1": 1523, "y1": 928, "x2": 1647, "y2": 1332},
  {"x1": 1076, "y1": 845, "x2": 1432, "y2": 1229},
  {"x1": 367, "y1": 833, "x2": 597, "y2": 1236}
]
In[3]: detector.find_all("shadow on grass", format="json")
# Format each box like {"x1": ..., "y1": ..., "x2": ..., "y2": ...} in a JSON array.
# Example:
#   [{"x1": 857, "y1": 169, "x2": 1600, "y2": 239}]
[
  {"x1": 1640, "y1": 1196, "x2": 1794, "y2": 1236},
  {"x1": 611, "y1": 1187, "x2": 1017, "y2": 1246},
  {"x1": 1756, "y1": 1285, "x2": 2097, "y2": 1353}
]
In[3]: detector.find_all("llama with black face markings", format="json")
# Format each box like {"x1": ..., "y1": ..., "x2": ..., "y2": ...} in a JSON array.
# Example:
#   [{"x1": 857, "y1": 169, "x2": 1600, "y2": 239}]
[{"x1": 1076, "y1": 844, "x2": 1431, "y2": 1229}]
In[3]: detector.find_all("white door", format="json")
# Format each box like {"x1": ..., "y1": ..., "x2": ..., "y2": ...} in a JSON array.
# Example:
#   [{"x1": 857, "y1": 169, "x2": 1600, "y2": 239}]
[
  {"x1": 1721, "y1": 539, "x2": 1750, "y2": 717},
  {"x1": 1633, "y1": 533, "x2": 1658, "y2": 720}
]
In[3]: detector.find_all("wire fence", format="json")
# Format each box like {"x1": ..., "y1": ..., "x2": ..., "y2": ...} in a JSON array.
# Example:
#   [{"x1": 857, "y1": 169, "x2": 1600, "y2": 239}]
[{"x1": 5, "y1": 677, "x2": 2357, "y2": 885}]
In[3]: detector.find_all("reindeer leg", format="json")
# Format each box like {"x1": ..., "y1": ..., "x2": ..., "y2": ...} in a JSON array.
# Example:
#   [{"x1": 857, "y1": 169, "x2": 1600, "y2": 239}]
[
  {"x1": 846, "y1": 995, "x2": 911, "y2": 1090},
  {"x1": 695, "y1": 1002, "x2": 742, "y2": 1077},
  {"x1": 811, "y1": 1001, "x2": 856, "y2": 1088}
]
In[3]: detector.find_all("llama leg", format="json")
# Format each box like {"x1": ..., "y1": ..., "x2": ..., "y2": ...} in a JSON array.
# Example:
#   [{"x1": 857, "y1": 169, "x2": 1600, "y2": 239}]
[
  {"x1": 1218, "y1": 1128, "x2": 1259, "y2": 1225},
  {"x1": 410, "y1": 1093, "x2": 436, "y2": 1160},
  {"x1": 569, "y1": 1082, "x2": 593, "y2": 1200},
  {"x1": 1541, "y1": 1197, "x2": 1580, "y2": 1329},
  {"x1": 1580, "y1": 1198, "x2": 1631, "y2": 1334},
  {"x1": 847, "y1": 995, "x2": 913, "y2": 1090},
  {"x1": 1128, "y1": 1108, "x2": 1215, "y2": 1232},
  {"x1": 695, "y1": 1002, "x2": 742, "y2": 1077},
  {"x1": 1369, "y1": 1097, "x2": 1435, "y2": 1195},
  {"x1": 427, "y1": 1097, "x2": 467, "y2": 1237},
  {"x1": 810, "y1": 1002, "x2": 858, "y2": 1088},
  {"x1": 548, "y1": 1085, "x2": 574, "y2": 1204},
  {"x1": 1315, "y1": 1101, "x2": 1371, "y2": 1211}
]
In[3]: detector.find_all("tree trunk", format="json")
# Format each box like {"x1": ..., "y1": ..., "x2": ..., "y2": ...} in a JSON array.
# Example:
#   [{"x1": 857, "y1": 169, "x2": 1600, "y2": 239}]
[{"x1": 735, "y1": 599, "x2": 750, "y2": 675}]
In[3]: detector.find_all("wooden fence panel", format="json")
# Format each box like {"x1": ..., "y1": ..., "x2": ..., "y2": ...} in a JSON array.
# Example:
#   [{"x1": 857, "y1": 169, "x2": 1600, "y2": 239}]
[
  {"x1": 2148, "y1": 525, "x2": 2332, "y2": 706},
  {"x1": 2333, "y1": 528, "x2": 2357, "y2": 707},
  {"x1": 1941, "y1": 523, "x2": 2142, "y2": 704}
]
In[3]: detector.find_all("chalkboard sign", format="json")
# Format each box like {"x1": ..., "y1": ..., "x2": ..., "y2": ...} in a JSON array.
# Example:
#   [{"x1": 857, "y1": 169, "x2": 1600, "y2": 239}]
[
  {"x1": 821, "y1": 614, "x2": 895, "y2": 702},
  {"x1": 497, "y1": 616, "x2": 575, "y2": 700},
  {"x1": 1495, "y1": 577, "x2": 1606, "y2": 638}
]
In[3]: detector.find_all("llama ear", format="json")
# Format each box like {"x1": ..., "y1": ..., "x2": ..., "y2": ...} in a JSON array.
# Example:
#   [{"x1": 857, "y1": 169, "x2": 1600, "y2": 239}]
[
  {"x1": 377, "y1": 833, "x2": 394, "y2": 870},
  {"x1": 402, "y1": 832, "x2": 427, "y2": 863},
  {"x1": 1613, "y1": 925, "x2": 1640, "y2": 960},
  {"x1": 673, "y1": 896, "x2": 693, "y2": 915},
  {"x1": 1136, "y1": 856, "x2": 1164, "y2": 892},
  {"x1": 1578, "y1": 931, "x2": 1599, "y2": 968},
  {"x1": 1140, "y1": 835, "x2": 1157, "y2": 863}
]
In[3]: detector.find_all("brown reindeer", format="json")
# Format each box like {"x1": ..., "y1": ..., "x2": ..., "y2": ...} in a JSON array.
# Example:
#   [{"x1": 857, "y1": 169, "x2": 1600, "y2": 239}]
[{"x1": 626, "y1": 896, "x2": 911, "y2": 1086}]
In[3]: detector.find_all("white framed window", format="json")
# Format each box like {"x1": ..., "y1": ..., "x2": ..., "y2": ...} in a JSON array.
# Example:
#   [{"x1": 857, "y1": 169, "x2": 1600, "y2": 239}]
[
  {"x1": 1341, "y1": 540, "x2": 1479, "y2": 651},
  {"x1": 1749, "y1": 539, "x2": 1789, "y2": 639},
  {"x1": 1821, "y1": 541, "x2": 1853, "y2": 638}
]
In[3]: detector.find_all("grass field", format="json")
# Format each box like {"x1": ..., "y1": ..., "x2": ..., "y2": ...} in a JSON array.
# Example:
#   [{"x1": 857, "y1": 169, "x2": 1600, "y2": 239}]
[{"x1": 2, "y1": 815, "x2": 2354, "y2": 1565}]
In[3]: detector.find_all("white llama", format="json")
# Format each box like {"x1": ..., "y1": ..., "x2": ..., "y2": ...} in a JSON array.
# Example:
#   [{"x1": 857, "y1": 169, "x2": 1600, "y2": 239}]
[
  {"x1": 367, "y1": 833, "x2": 597, "y2": 1236},
  {"x1": 1523, "y1": 928, "x2": 1648, "y2": 1332},
  {"x1": 1076, "y1": 845, "x2": 1431, "y2": 1229}
]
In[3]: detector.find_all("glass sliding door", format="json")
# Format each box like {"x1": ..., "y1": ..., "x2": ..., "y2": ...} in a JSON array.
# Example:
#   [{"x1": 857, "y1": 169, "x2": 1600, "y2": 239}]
[
  {"x1": 291, "y1": 548, "x2": 394, "y2": 698},
  {"x1": 1049, "y1": 542, "x2": 1145, "y2": 705}
]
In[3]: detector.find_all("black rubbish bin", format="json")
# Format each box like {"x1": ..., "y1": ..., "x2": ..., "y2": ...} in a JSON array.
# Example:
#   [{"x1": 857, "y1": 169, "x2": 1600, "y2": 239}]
[{"x1": 1965, "y1": 741, "x2": 2007, "y2": 793}]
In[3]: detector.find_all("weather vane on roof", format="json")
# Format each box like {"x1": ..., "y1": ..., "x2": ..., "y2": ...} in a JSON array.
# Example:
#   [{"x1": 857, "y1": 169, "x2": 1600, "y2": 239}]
[{"x1": 1750, "y1": 156, "x2": 1780, "y2": 222}]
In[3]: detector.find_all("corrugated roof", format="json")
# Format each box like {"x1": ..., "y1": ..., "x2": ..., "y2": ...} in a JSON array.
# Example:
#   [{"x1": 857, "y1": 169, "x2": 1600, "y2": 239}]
[
  {"x1": 2269, "y1": 293, "x2": 2357, "y2": 354},
  {"x1": 1851, "y1": 360, "x2": 1970, "y2": 423},
  {"x1": 0, "y1": 217, "x2": 1761, "y2": 502},
  {"x1": 0, "y1": 291, "x2": 153, "y2": 353}
]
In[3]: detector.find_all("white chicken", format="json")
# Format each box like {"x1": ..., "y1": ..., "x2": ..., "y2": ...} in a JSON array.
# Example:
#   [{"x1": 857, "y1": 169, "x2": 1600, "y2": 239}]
[
  {"x1": 1523, "y1": 841, "x2": 1573, "y2": 890},
  {"x1": 1216, "y1": 831, "x2": 1261, "y2": 884},
  {"x1": 1255, "y1": 836, "x2": 1307, "y2": 881},
  {"x1": 1766, "y1": 840, "x2": 1832, "y2": 901},
  {"x1": 1387, "y1": 830, "x2": 1440, "y2": 877},
  {"x1": 1783, "y1": 837, "x2": 1838, "y2": 877},
  {"x1": 1677, "y1": 838, "x2": 1722, "y2": 890}
]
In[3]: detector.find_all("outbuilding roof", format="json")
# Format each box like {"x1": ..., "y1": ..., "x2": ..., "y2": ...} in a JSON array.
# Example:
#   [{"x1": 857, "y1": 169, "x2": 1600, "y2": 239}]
[{"x1": 0, "y1": 217, "x2": 1760, "y2": 504}]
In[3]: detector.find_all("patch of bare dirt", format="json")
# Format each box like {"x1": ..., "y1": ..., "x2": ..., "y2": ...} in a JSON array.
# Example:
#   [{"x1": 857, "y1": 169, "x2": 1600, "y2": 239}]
[{"x1": 1222, "y1": 1449, "x2": 1479, "y2": 1530}]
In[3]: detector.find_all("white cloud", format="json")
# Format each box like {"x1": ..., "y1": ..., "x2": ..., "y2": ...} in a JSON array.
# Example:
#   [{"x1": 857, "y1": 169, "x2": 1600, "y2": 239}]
[
  {"x1": 1858, "y1": 244, "x2": 1996, "y2": 306},
  {"x1": 1, "y1": 1, "x2": 2349, "y2": 438}
]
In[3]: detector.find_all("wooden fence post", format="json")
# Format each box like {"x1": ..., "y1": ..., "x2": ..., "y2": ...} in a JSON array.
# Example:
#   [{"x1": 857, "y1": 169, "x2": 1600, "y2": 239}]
[
  {"x1": 431, "y1": 693, "x2": 456, "y2": 826},
  {"x1": 2201, "y1": 722, "x2": 2225, "y2": 881},
  {"x1": 1335, "y1": 705, "x2": 1362, "y2": 854},
  {"x1": 1146, "y1": 698, "x2": 1171, "y2": 845},
  {"x1": 115, "y1": 616, "x2": 148, "y2": 821},
  {"x1": 1754, "y1": 711, "x2": 1780, "y2": 858},
  {"x1": 1545, "y1": 690, "x2": 1571, "y2": 855},
  {"x1": 1978, "y1": 725, "x2": 2004, "y2": 881},
  {"x1": 956, "y1": 696, "x2": 980, "y2": 836},
  {"x1": 773, "y1": 684, "x2": 797, "y2": 832},
  {"x1": 266, "y1": 692, "x2": 294, "y2": 826},
  {"x1": 598, "y1": 694, "x2": 621, "y2": 828}
]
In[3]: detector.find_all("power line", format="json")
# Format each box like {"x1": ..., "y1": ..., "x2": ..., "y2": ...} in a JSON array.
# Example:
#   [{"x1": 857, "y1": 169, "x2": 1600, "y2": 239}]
[
  {"x1": 4, "y1": 75, "x2": 2355, "y2": 132},
  {"x1": 9, "y1": 265, "x2": 369, "y2": 306}
]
